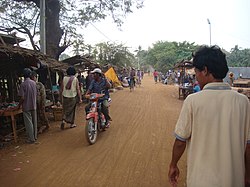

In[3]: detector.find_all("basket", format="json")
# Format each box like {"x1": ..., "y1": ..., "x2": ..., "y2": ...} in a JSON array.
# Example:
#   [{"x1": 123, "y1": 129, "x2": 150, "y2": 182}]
[{"x1": 52, "y1": 106, "x2": 63, "y2": 121}]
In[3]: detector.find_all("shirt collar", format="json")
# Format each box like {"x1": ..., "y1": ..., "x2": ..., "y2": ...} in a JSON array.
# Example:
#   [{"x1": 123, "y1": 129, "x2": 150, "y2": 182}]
[{"x1": 203, "y1": 82, "x2": 231, "y2": 90}]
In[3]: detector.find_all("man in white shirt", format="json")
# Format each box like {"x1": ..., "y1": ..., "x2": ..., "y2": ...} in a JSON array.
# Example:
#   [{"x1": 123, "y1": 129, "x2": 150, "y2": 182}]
[{"x1": 168, "y1": 45, "x2": 250, "y2": 187}]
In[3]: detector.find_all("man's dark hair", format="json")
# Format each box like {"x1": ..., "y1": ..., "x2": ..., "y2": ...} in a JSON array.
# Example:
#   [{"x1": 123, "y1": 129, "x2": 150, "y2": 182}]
[
  {"x1": 30, "y1": 71, "x2": 37, "y2": 78},
  {"x1": 23, "y1": 68, "x2": 32, "y2": 78},
  {"x1": 66, "y1": 66, "x2": 76, "y2": 76},
  {"x1": 94, "y1": 72, "x2": 102, "y2": 76},
  {"x1": 192, "y1": 45, "x2": 228, "y2": 79}
]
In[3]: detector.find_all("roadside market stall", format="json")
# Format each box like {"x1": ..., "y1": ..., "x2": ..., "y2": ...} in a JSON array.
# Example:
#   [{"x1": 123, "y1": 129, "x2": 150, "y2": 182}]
[
  {"x1": 60, "y1": 55, "x2": 99, "y2": 72},
  {"x1": 0, "y1": 41, "x2": 64, "y2": 142},
  {"x1": 232, "y1": 78, "x2": 250, "y2": 100},
  {"x1": 60, "y1": 55, "x2": 100, "y2": 92},
  {"x1": 173, "y1": 60, "x2": 194, "y2": 99}
]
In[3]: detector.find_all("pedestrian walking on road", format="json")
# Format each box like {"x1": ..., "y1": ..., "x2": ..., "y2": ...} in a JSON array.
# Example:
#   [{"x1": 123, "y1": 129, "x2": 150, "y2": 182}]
[
  {"x1": 60, "y1": 66, "x2": 82, "y2": 129},
  {"x1": 168, "y1": 45, "x2": 250, "y2": 187},
  {"x1": 153, "y1": 70, "x2": 158, "y2": 83}
]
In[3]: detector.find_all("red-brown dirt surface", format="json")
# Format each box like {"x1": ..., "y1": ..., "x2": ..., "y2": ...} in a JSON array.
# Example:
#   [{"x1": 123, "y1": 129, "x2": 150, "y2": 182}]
[{"x1": 0, "y1": 75, "x2": 187, "y2": 187}]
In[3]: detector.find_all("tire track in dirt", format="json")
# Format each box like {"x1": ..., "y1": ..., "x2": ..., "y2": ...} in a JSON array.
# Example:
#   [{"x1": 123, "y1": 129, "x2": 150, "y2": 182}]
[{"x1": 0, "y1": 75, "x2": 187, "y2": 187}]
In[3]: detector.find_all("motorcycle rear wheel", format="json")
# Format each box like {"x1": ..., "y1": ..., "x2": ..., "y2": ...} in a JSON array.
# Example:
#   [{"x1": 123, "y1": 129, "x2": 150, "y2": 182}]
[{"x1": 85, "y1": 118, "x2": 97, "y2": 145}]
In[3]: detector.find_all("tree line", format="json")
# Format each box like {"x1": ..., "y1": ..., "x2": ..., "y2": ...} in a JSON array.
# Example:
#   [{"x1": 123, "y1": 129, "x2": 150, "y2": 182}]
[{"x1": 0, "y1": 0, "x2": 249, "y2": 72}]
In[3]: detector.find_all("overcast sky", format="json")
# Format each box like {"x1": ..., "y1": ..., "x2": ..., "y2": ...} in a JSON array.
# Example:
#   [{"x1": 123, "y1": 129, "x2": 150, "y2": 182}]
[{"x1": 82, "y1": 0, "x2": 250, "y2": 53}]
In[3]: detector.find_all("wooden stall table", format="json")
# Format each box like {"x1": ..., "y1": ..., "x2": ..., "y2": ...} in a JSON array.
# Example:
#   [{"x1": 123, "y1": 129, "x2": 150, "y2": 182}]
[
  {"x1": 3, "y1": 108, "x2": 23, "y2": 143},
  {"x1": 232, "y1": 87, "x2": 250, "y2": 100},
  {"x1": 179, "y1": 85, "x2": 194, "y2": 99},
  {"x1": 233, "y1": 79, "x2": 250, "y2": 88}
]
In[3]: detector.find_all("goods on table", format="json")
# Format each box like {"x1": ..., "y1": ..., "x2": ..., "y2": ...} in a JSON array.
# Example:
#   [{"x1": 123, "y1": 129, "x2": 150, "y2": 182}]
[{"x1": 0, "y1": 102, "x2": 19, "y2": 115}]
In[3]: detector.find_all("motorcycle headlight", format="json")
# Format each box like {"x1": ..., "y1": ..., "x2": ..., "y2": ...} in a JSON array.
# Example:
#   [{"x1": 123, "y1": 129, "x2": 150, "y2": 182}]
[{"x1": 90, "y1": 94, "x2": 96, "y2": 99}]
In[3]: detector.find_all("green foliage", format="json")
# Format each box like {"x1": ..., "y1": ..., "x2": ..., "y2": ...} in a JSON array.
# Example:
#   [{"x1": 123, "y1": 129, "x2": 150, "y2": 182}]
[
  {"x1": 141, "y1": 41, "x2": 198, "y2": 73},
  {"x1": 227, "y1": 45, "x2": 250, "y2": 67},
  {"x1": 92, "y1": 42, "x2": 135, "y2": 67},
  {"x1": 77, "y1": 0, "x2": 143, "y2": 26},
  {"x1": 139, "y1": 42, "x2": 249, "y2": 73},
  {"x1": 0, "y1": 1, "x2": 40, "y2": 49},
  {"x1": 0, "y1": 0, "x2": 144, "y2": 55}
]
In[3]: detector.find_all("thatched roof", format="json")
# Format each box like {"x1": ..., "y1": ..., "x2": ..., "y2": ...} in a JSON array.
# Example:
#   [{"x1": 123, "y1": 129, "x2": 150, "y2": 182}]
[
  {"x1": 0, "y1": 33, "x2": 25, "y2": 45},
  {"x1": 0, "y1": 44, "x2": 64, "y2": 78},
  {"x1": 174, "y1": 60, "x2": 193, "y2": 69},
  {"x1": 61, "y1": 55, "x2": 100, "y2": 72}
]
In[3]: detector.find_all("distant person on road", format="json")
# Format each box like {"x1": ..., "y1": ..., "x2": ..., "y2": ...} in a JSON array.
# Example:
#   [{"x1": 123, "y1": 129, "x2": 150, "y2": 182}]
[
  {"x1": 129, "y1": 67, "x2": 136, "y2": 89},
  {"x1": 18, "y1": 68, "x2": 38, "y2": 144},
  {"x1": 153, "y1": 70, "x2": 158, "y2": 83},
  {"x1": 168, "y1": 45, "x2": 250, "y2": 187},
  {"x1": 136, "y1": 69, "x2": 142, "y2": 85}
]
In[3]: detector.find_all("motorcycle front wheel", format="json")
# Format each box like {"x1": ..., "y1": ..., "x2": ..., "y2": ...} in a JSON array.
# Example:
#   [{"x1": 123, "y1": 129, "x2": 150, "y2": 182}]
[{"x1": 85, "y1": 118, "x2": 97, "y2": 145}]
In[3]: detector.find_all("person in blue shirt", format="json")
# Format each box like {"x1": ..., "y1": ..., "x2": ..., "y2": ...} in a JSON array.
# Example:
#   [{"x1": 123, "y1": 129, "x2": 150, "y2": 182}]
[
  {"x1": 193, "y1": 81, "x2": 201, "y2": 92},
  {"x1": 85, "y1": 68, "x2": 112, "y2": 127}
]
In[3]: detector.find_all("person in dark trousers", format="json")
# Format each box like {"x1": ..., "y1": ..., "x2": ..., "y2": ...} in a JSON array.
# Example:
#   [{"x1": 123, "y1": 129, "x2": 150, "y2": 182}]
[
  {"x1": 18, "y1": 68, "x2": 38, "y2": 144},
  {"x1": 85, "y1": 68, "x2": 112, "y2": 127}
]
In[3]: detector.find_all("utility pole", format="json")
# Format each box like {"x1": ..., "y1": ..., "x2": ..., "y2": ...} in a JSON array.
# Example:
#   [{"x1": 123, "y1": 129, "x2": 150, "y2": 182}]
[
  {"x1": 40, "y1": 0, "x2": 46, "y2": 54},
  {"x1": 207, "y1": 18, "x2": 211, "y2": 46}
]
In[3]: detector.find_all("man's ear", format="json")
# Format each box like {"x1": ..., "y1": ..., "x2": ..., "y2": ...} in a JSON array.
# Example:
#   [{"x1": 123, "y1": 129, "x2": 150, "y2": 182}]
[{"x1": 203, "y1": 66, "x2": 209, "y2": 76}]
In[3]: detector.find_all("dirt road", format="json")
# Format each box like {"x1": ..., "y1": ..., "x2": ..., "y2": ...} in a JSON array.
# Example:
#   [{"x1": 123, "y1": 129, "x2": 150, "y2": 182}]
[{"x1": 0, "y1": 75, "x2": 187, "y2": 187}]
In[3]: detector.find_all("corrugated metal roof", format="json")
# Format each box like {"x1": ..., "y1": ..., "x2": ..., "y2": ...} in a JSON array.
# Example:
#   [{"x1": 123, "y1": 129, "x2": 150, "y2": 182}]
[{"x1": 224, "y1": 67, "x2": 250, "y2": 83}]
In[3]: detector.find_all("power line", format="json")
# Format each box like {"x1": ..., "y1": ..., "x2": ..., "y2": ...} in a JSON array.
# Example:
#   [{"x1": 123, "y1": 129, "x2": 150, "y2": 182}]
[{"x1": 89, "y1": 22, "x2": 113, "y2": 42}]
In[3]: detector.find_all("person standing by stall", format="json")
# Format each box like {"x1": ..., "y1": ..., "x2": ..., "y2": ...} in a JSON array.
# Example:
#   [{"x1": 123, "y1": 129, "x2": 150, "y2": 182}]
[
  {"x1": 228, "y1": 72, "x2": 234, "y2": 87},
  {"x1": 18, "y1": 68, "x2": 37, "y2": 144},
  {"x1": 30, "y1": 71, "x2": 49, "y2": 134},
  {"x1": 60, "y1": 66, "x2": 82, "y2": 129}
]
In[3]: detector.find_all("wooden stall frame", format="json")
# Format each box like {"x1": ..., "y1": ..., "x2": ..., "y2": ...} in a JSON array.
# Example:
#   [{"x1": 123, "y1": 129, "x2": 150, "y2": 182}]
[{"x1": 3, "y1": 108, "x2": 23, "y2": 143}]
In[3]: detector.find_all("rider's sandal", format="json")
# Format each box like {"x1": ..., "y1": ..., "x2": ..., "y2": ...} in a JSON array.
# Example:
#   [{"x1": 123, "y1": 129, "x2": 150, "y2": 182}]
[{"x1": 105, "y1": 122, "x2": 110, "y2": 128}]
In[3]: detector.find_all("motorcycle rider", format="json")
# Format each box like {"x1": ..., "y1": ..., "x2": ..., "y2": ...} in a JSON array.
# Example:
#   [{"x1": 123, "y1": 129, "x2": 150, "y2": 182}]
[{"x1": 85, "y1": 68, "x2": 112, "y2": 127}]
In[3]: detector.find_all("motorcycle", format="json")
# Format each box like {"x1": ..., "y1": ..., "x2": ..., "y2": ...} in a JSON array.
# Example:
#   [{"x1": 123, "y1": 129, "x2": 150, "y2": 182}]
[{"x1": 85, "y1": 93, "x2": 107, "y2": 145}]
